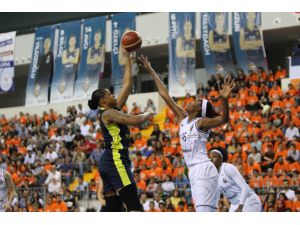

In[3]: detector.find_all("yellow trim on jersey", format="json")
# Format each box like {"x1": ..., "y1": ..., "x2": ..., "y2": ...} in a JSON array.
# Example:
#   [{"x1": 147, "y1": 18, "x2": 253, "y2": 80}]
[{"x1": 106, "y1": 123, "x2": 131, "y2": 186}]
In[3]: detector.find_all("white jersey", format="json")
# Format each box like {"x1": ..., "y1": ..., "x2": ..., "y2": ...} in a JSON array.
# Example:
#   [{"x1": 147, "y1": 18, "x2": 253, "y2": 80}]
[
  {"x1": 179, "y1": 117, "x2": 210, "y2": 167},
  {"x1": 219, "y1": 163, "x2": 262, "y2": 211},
  {"x1": 0, "y1": 168, "x2": 8, "y2": 211}
]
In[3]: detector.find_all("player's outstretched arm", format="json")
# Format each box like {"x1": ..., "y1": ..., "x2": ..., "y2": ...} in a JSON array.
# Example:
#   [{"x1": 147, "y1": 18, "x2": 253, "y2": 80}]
[
  {"x1": 138, "y1": 55, "x2": 187, "y2": 122},
  {"x1": 197, "y1": 77, "x2": 236, "y2": 131},
  {"x1": 117, "y1": 47, "x2": 133, "y2": 109},
  {"x1": 103, "y1": 108, "x2": 154, "y2": 127}
]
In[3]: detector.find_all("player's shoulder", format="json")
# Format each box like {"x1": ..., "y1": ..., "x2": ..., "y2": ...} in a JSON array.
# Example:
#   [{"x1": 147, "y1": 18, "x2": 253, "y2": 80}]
[{"x1": 222, "y1": 163, "x2": 236, "y2": 174}]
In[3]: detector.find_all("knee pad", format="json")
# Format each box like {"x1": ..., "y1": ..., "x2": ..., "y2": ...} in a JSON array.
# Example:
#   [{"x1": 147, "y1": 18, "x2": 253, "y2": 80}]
[
  {"x1": 118, "y1": 183, "x2": 144, "y2": 212},
  {"x1": 100, "y1": 195, "x2": 124, "y2": 212}
]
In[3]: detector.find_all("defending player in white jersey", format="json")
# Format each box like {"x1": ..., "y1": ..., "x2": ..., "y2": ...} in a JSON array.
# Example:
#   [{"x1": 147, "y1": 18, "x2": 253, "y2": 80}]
[
  {"x1": 210, "y1": 148, "x2": 262, "y2": 212},
  {"x1": 138, "y1": 55, "x2": 236, "y2": 212},
  {"x1": 0, "y1": 168, "x2": 17, "y2": 212}
]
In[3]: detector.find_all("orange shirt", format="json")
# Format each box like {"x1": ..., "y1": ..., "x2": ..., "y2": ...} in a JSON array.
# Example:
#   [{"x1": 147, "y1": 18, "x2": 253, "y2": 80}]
[
  {"x1": 289, "y1": 162, "x2": 300, "y2": 173},
  {"x1": 163, "y1": 146, "x2": 176, "y2": 156},
  {"x1": 292, "y1": 201, "x2": 300, "y2": 212},
  {"x1": 249, "y1": 176, "x2": 263, "y2": 189},
  {"x1": 274, "y1": 150, "x2": 288, "y2": 161},
  {"x1": 274, "y1": 162, "x2": 290, "y2": 174},
  {"x1": 246, "y1": 95, "x2": 259, "y2": 105},
  {"x1": 282, "y1": 98, "x2": 295, "y2": 109},
  {"x1": 275, "y1": 69, "x2": 287, "y2": 80},
  {"x1": 52, "y1": 201, "x2": 68, "y2": 212},
  {"x1": 208, "y1": 90, "x2": 219, "y2": 100},
  {"x1": 250, "y1": 85, "x2": 259, "y2": 95},
  {"x1": 212, "y1": 141, "x2": 226, "y2": 149},
  {"x1": 133, "y1": 158, "x2": 147, "y2": 169},
  {"x1": 239, "y1": 89, "x2": 248, "y2": 100},
  {"x1": 242, "y1": 143, "x2": 252, "y2": 153},
  {"x1": 134, "y1": 139, "x2": 147, "y2": 150},
  {"x1": 262, "y1": 175, "x2": 279, "y2": 188},
  {"x1": 148, "y1": 167, "x2": 163, "y2": 179},
  {"x1": 137, "y1": 180, "x2": 147, "y2": 191},
  {"x1": 172, "y1": 167, "x2": 185, "y2": 178},
  {"x1": 146, "y1": 209, "x2": 161, "y2": 212},
  {"x1": 250, "y1": 115, "x2": 262, "y2": 124},
  {"x1": 269, "y1": 88, "x2": 283, "y2": 101},
  {"x1": 166, "y1": 107, "x2": 175, "y2": 122},
  {"x1": 225, "y1": 131, "x2": 235, "y2": 145},
  {"x1": 228, "y1": 97, "x2": 237, "y2": 107},
  {"x1": 232, "y1": 152, "x2": 247, "y2": 163},
  {"x1": 246, "y1": 163, "x2": 261, "y2": 176}
]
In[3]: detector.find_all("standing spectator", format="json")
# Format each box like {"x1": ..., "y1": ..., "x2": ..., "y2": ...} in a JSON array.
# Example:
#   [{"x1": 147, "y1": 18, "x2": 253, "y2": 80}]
[
  {"x1": 80, "y1": 119, "x2": 91, "y2": 137},
  {"x1": 144, "y1": 99, "x2": 156, "y2": 113},
  {"x1": 44, "y1": 167, "x2": 61, "y2": 194},
  {"x1": 285, "y1": 122, "x2": 300, "y2": 140},
  {"x1": 59, "y1": 157, "x2": 74, "y2": 187},
  {"x1": 89, "y1": 143, "x2": 104, "y2": 166},
  {"x1": 52, "y1": 194, "x2": 68, "y2": 212},
  {"x1": 72, "y1": 148, "x2": 86, "y2": 176}
]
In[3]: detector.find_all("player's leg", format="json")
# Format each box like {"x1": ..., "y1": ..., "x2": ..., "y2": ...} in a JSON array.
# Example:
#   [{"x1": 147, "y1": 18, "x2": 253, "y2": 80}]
[{"x1": 190, "y1": 162, "x2": 220, "y2": 212}]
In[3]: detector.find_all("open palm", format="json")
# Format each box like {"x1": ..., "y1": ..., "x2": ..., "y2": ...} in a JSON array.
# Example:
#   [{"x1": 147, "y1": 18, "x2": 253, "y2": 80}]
[{"x1": 219, "y1": 76, "x2": 236, "y2": 99}]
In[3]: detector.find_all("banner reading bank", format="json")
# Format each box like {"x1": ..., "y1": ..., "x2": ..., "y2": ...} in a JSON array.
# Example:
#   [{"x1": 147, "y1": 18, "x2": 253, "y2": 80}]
[
  {"x1": 50, "y1": 20, "x2": 81, "y2": 103},
  {"x1": 26, "y1": 26, "x2": 55, "y2": 106},
  {"x1": 74, "y1": 17, "x2": 106, "y2": 100},
  {"x1": 168, "y1": 12, "x2": 196, "y2": 97},
  {"x1": 0, "y1": 31, "x2": 16, "y2": 94}
]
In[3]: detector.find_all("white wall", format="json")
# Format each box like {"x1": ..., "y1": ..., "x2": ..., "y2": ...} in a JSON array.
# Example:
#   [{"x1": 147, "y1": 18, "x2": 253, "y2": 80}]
[
  {"x1": 14, "y1": 12, "x2": 300, "y2": 65},
  {"x1": 0, "y1": 92, "x2": 166, "y2": 118}
]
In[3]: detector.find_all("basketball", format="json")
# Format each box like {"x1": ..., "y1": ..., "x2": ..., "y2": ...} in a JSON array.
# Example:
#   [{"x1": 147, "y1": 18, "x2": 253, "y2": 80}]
[{"x1": 121, "y1": 30, "x2": 142, "y2": 52}]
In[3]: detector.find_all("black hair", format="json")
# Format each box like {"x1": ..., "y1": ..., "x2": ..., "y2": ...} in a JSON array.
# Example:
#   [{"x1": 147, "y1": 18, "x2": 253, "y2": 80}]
[
  {"x1": 196, "y1": 100, "x2": 219, "y2": 118},
  {"x1": 88, "y1": 89, "x2": 107, "y2": 110}
]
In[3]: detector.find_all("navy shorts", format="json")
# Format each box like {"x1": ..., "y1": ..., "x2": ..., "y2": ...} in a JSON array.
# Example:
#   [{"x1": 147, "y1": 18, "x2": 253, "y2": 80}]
[{"x1": 98, "y1": 149, "x2": 135, "y2": 194}]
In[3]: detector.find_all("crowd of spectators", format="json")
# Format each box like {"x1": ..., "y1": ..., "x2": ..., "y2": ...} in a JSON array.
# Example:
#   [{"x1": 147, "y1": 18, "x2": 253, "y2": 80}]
[{"x1": 0, "y1": 65, "x2": 299, "y2": 212}]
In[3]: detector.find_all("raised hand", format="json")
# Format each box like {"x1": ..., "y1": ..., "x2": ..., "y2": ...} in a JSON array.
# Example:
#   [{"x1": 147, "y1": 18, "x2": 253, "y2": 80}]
[
  {"x1": 219, "y1": 76, "x2": 237, "y2": 99},
  {"x1": 138, "y1": 55, "x2": 153, "y2": 72}
]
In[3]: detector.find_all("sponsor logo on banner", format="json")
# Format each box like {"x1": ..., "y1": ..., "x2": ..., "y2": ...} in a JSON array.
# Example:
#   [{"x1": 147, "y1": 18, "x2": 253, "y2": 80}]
[{"x1": 0, "y1": 31, "x2": 16, "y2": 93}]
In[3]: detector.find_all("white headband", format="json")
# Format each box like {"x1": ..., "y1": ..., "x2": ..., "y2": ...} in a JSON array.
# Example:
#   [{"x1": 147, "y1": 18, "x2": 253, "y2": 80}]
[
  {"x1": 202, "y1": 99, "x2": 208, "y2": 118},
  {"x1": 210, "y1": 149, "x2": 223, "y2": 160}
]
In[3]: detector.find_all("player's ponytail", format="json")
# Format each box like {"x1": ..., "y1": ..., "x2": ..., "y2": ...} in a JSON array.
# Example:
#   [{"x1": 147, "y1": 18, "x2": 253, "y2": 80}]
[{"x1": 88, "y1": 89, "x2": 107, "y2": 110}]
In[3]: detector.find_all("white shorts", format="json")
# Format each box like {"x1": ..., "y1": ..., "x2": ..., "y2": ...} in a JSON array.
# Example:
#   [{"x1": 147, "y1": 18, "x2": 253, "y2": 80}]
[
  {"x1": 229, "y1": 194, "x2": 262, "y2": 212},
  {"x1": 189, "y1": 161, "x2": 220, "y2": 212}
]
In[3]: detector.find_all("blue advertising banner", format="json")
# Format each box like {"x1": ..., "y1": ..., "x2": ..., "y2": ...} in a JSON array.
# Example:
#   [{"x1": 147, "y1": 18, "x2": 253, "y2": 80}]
[
  {"x1": 26, "y1": 26, "x2": 55, "y2": 106},
  {"x1": 168, "y1": 12, "x2": 196, "y2": 97},
  {"x1": 50, "y1": 20, "x2": 81, "y2": 103},
  {"x1": 111, "y1": 13, "x2": 136, "y2": 95},
  {"x1": 74, "y1": 16, "x2": 106, "y2": 100},
  {"x1": 0, "y1": 31, "x2": 16, "y2": 94},
  {"x1": 232, "y1": 12, "x2": 268, "y2": 74},
  {"x1": 201, "y1": 12, "x2": 235, "y2": 75}
]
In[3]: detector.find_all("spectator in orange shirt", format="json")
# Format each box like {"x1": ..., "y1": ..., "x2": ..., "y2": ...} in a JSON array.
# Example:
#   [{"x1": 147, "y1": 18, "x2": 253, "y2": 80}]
[
  {"x1": 208, "y1": 86, "x2": 219, "y2": 100},
  {"x1": 246, "y1": 157, "x2": 262, "y2": 177},
  {"x1": 130, "y1": 102, "x2": 141, "y2": 115},
  {"x1": 282, "y1": 93, "x2": 295, "y2": 109},
  {"x1": 247, "y1": 70, "x2": 258, "y2": 83},
  {"x1": 133, "y1": 133, "x2": 147, "y2": 152},
  {"x1": 176, "y1": 201, "x2": 187, "y2": 212},
  {"x1": 262, "y1": 168, "x2": 279, "y2": 189},
  {"x1": 146, "y1": 201, "x2": 160, "y2": 212},
  {"x1": 182, "y1": 93, "x2": 194, "y2": 110},
  {"x1": 235, "y1": 93, "x2": 247, "y2": 110},
  {"x1": 286, "y1": 83, "x2": 297, "y2": 97},
  {"x1": 274, "y1": 156, "x2": 290, "y2": 175},
  {"x1": 269, "y1": 83, "x2": 283, "y2": 102},
  {"x1": 246, "y1": 90, "x2": 260, "y2": 111},
  {"x1": 274, "y1": 65, "x2": 287, "y2": 82},
  {"x1": 232, "y1": 146, "x2": 247, "y2": 163},
  {"x1": 45, "y1": 196, "x2": 55, "y2": 212},
  {"x1": 121, "y1": 104, "x2": 128, "y2": 113},
  {"x1": 146, "y1": 177, "x2": 158, "y2": 194},
  {"x1": 286, "y1": 157, "x2": 300, "y2": 174},
  {"x1": 134, "y1": 171, "x2": 146, "y2": 193},
  {"x1": 212, "y1": 134, "x2": 226, "y2": 149},
  {"x1": 274, "y1": 143, "x2": 288, "y2": 161},
  {"x1": 249, "y1": 169, "x2": 262, "y2": 189},
  {"x1": 133, "y1": 152, "x2": 147, "y2": 170},
  {"x1": 224, "y1": 124, "x2": 235, "y2": 145},
  {"x1": 271, "y1": 125, "x2": 284, "y2": 141},
  {"x1": 262, "y1": 144, "x2": 275, "y2": 170},
  {"x1": 51, "y1": 194, "x2": 68, "y2": 212}
]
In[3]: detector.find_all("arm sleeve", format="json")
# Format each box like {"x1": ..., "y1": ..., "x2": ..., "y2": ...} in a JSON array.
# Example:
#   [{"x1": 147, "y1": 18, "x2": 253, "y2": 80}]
[{"x1": 225, "y1": 164, "x2": 251, "y2": 206}]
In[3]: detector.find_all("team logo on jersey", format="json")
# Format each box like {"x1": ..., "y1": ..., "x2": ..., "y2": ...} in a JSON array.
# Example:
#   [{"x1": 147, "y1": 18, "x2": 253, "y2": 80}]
[{"x1": 223, "y1": 178, "x2": 228, "y2": 184}]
